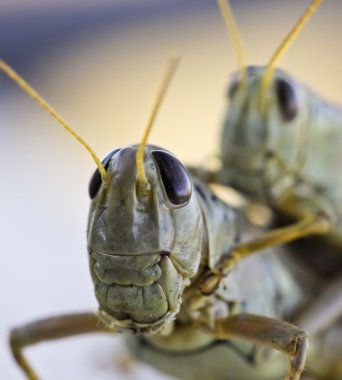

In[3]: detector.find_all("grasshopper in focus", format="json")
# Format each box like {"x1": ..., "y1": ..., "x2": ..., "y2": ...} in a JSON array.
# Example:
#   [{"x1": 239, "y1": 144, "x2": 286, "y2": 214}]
[{"x1": 1, "y1": 50, "x2": 340, "y2": 380}]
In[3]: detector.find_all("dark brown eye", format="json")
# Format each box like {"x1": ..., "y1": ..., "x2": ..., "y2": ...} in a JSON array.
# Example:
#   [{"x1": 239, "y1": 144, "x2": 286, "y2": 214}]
[
  {"x1": 151, "y1": 150, "x2": 192, "y2": 206},
  {"x1": 228, "y1": 78, "x2": 239, "y2": 99},
  {"x1": 228, "y1": 66, "x2": 258, "y2": 99},
  {"x1": 88, "y1": 148, "x2": 121, "y2": 199},
  {"x1": 276, "y1": 78, "x2": 298, "y2": 122}
]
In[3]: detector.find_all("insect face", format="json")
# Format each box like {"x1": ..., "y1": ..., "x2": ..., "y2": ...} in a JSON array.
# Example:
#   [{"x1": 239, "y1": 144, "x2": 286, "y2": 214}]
[
  {"x1": 220, "y1": 66, "x2": 309, "y2": 197},
  {"x1": 87, "y1": 145, "x2": 203, "y2": 333}
]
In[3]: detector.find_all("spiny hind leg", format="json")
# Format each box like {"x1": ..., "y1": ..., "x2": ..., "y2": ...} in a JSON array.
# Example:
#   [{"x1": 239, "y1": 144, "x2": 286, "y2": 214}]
[
  {"x1": 10, "y1": 312, "x2": 113, "y2": 380},
  {"x1": 200, "y1": 313, "x2": 309, "y2": 380}
]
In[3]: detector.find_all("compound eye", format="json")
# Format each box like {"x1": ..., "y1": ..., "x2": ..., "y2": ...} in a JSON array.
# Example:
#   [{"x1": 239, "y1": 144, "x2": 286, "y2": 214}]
[
  {"x1": 228, "y1": 66, "x2": 256, "y2": 99},
  {"x1": 151, "y1": 150, "x2": 192, "y2": 206},
  {"x1": 88, "y1": 148, "x2": 121, "y2": 199},
  {"x1": 275, "y1": 78, "x2": 298, "y2": 122},
  {"x1": 228, "y1": 77, "x2": 239, "y2": 99}
]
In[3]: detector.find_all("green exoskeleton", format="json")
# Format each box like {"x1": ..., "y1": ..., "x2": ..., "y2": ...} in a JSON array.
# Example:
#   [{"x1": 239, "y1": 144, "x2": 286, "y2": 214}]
[
  {"x1": 191, "y1": 2, "x2": 342, "y2": 376},
  {"x1": 10, "y1": 142, "x2": 313, "y2": 380},
  {"x1": 190, "y1": 0, "x2": 342, "y2": 282},
  {"x1": 220, "y1": 64, "x2": 342, "y2": 272},
  {"x1": 221, "y1": 0, "x2": 342, "y2": 245},
  {"x1": 1, "y1": 57, "x2": 339, "y2": 380}
]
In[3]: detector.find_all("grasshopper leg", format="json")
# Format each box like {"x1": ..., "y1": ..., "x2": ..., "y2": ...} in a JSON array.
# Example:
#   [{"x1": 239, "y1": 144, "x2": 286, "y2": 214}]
[
  {"x1": 200, "y1": 214, "x2": 331, "y2": 295},
  {"x1": 9, "y1": 312, "x2": 112, "y2": 380},
  {"x1": 202, "y1": 313, "x2": 308, "y2": 380}
]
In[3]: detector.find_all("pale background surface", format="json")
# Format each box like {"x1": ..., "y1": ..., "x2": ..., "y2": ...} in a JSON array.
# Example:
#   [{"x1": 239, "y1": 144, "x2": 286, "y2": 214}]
[{"x1": 1, "y1": 1, "x2": 341, "y2": 379}]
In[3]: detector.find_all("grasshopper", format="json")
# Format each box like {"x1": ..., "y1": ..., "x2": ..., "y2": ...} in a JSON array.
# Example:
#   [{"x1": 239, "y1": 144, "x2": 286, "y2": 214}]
[
  {"x1": 221, "y1": 0, "x2": 342, "y2": 241},
  {"x1": 191, "y1": 2, "x2": 342, "y2": 376},
  {"x1": 1, "y1": 54, "x2": 340, "y2": 379},
  {"x1": 189, "y1": 0, "x2": 342, "y2": 284}
]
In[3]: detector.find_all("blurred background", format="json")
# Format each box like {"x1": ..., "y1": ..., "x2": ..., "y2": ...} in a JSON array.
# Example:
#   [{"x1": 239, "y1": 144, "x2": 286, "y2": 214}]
[{"x1": 1, "y1": 0, "x2": 341, "y2": 379}]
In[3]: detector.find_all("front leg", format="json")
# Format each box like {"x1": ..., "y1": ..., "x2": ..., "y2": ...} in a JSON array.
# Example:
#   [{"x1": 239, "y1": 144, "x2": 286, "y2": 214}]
[
  {"x1": 200, "y1": 313, "x2": 308, "y2": 380},
  {"x1": 200, "y1": 213, "x2": 331, "y2": 295},
  {"x1": 10, "y1": 312, "x2": 113, "y2": 380}
]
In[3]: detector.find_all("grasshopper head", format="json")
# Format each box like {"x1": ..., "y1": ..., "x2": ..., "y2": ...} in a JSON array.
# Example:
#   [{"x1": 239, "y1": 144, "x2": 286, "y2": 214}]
[
  {"x1": 87, "y1": 145, "x2": 203, "y2": 333},
  {"x1": 220, "y1": 66, "x2": 309, "y2": 199}
]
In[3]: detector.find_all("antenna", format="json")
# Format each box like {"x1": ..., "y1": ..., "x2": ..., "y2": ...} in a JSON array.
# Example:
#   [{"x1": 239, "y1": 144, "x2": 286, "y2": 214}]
[
  {"x1": 261, "y1": 0, "x2": 322, "y2": 102},
  {"x1": 217, "y1": 0, "x2": 247, "y2": 83},
  {"x1": 0, "y1": 60, "x2": 109, "y2": 187},
  {"x1": 136, "y1": 57, "x2": 180, "y2": 195}
]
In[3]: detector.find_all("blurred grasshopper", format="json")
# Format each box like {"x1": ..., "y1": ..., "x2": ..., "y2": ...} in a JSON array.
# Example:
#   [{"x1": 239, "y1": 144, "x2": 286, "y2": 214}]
[
  {"x1": 190, "y1": 0, "x2": 342, "y2": 273},
  {"x1": 192, "y1": 2, "x2": 342, "y2": 375},
  {"x1": 1, "y1": 55, "x2": 339, "y2": 380}
]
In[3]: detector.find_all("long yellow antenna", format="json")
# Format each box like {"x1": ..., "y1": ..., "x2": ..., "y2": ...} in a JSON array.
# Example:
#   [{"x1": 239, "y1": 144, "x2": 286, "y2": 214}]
[
  {"x1": 217, "y1": 0, "x2": 247, "y2": 83},
  {"x1": 261, "y1": 0, "x2": 322, "y2": 101},
  {"x1": 136, "y1": 57, "x2": 180, "y2": 194},
  {"x1": 0, "y1": 60, "x2": 109, "y2": 187}
]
